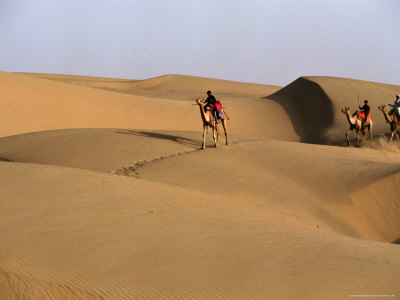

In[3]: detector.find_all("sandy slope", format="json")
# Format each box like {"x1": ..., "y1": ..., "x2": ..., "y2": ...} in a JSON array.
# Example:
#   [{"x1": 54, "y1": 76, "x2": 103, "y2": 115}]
[
  {"x1": 1, "y1": 133, "x2": 400, "y2": 299},
  {"x1": 1, "y1": 70, "x2": 400, "y2": 299}
]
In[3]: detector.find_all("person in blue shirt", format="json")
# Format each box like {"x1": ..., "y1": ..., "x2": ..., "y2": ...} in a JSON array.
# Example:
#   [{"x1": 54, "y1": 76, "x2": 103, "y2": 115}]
[
  {"x1": 389, "y1": 94, "x2": 400, "y2": 118},
  {"x1": 204, "y1": 90, "x2": 218, "y2": 119}
]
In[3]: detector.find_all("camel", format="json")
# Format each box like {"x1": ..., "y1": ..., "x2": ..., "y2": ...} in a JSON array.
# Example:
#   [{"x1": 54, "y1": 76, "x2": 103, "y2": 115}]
[
  {"x1": 341, "y1": 107, "x2": 373, "y2": 147},
  {"x1": 378, "y1": 105, "x2": 400, "y2": 143},
  {"x1": 195, "y1": 98, "x2": 228, "y2": 149}
]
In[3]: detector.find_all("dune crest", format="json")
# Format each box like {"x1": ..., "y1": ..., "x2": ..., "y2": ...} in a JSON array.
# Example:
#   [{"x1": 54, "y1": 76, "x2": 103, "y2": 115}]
[{"x1": 22, "y1": 72, "x2": 281, "y2": 97}]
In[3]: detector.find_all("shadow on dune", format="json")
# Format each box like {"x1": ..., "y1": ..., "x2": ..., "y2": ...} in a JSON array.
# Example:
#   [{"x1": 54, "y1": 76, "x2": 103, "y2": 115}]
[
  {"x1": 115, "y1": 130, "x2": 202, "y2": 148},
  {"x1": 267, "y1": 77, "x2": 335, "y2": 144}
]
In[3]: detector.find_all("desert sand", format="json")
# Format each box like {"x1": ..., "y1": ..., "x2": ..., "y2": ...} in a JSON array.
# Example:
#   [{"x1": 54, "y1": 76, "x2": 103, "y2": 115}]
[{"x1": 1, "y1": 70, "x2": 400, "y2": 299}]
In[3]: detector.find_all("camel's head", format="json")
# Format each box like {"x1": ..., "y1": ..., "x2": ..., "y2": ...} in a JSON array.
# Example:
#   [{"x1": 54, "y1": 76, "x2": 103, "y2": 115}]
[
  {"x1": 196, "y1": 98, "x2": 204, "y2": 106},
  {"x1": 341, "y1": 107, "x2": 350, "y2": 114},
  {"x1": 378, "y1": 105, "x2": 386, "y2": 112}
]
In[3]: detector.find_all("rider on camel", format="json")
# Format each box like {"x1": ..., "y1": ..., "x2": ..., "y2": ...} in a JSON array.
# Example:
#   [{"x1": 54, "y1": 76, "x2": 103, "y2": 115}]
[
  {"x1": 388, "y1": 94, "x2": 400, "y2": 119},
  {"x1": 358, "y1": 99, "x2": 370, "y2": 125},
  {"x1": 204, "y1": 90, "x2": 218, "y2": 120}
]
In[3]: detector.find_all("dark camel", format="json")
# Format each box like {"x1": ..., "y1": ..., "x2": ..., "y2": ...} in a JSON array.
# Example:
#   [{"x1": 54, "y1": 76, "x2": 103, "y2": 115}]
[{"x1": 378, "y1": 105, "x2": 400, "y2": 143}]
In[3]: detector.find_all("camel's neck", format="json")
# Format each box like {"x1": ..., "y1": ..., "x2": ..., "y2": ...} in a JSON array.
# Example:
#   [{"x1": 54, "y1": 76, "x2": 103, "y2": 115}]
[
  {"x1": 345, "y1": 111, "x2": 356, "y2": 125},
  {"x1": 380, "y1": 109, "x2": 392, "y2": 124},
  {"x1": 198, "y1": 103, "x2": 209, "y2": 124}
]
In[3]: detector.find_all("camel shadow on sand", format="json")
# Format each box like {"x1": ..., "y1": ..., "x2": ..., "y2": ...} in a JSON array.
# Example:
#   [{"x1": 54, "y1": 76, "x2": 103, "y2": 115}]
[{"x1": 115, "y1": 130, "x2": 203, "y2": 149}]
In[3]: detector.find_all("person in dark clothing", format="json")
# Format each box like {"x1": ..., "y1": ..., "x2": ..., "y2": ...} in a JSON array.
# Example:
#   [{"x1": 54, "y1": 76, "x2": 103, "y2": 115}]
[
  {"x1": 204, "y1": 90, "x2": 218, "y2": 119},
  {"x1": 359, "y1": 99, "x2": 370, "y2": 125}
]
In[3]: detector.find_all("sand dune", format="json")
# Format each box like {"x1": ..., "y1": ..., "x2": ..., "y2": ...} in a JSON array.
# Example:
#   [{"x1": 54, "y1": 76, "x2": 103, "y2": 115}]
[
  {"x1": 1, "y1": 70, "x2": 400, "y2": 299},
  {"x1": 268, "y1": 76, "x2": 400, "y2": 144},
  {"x1": 0, "y1": 71, "x2": 296, "y2": 141},
  {"x1": 2, "y1": 128, "x2": 399, "y2": 241}
]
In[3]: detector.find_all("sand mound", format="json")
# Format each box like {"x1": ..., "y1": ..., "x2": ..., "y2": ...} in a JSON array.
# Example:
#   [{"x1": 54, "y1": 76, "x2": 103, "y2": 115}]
[
  {"x1": 2, "y1": 128, "x2": 400, "y2": 242},
  {"x1": 268, "y1": 76, "x2": 400, "y2": 144},
  {"x1": 0, "y1": 128, "x2": 205, "y2": 172},
  {"x1": 0, "y1": 71, "x2": 296, "y2": 141}
]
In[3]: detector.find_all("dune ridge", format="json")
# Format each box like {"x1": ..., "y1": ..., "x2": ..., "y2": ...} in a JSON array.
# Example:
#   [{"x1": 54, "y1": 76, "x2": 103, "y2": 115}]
[{"x1": 22, "y1": 73, "x2": 281, "y2": 97}]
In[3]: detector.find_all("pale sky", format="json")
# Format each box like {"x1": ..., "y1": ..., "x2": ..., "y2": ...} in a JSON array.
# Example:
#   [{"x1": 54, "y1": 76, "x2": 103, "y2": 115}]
[{"x1": 0, "y1": 0, "x2": 399, "y2": 86}]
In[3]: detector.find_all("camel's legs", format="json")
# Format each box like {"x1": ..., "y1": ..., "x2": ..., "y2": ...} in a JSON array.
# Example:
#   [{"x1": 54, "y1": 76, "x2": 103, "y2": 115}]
[
  {"x1": 221, "y1": 119, "x2": 228, "y2": 145},
  {"x1": 368, "y1": 121, "x2": 373, "y2": 144},
  {"x1": 368, "y1": 125, "x2": 373, "y2": 144},
  {"x1": 215, "y1": 122, "x2": 220, "y2": 143},
  {"x1": 202, "y1": 125, "x2": 207, "y2": 149},
  {"x1": 212, "y1": 125, "x2": 218, "y2": 148},
  {"x1": 391, "y1": 130, "x2": 400, "y2": 143},
  {"x1": 345, "y1": 129, "x2": 352, "y2": 146},
  {"x1": 390, "y1": 130, "x2": 395, "y2": 143},
  {"x1": 356, "y1": 130, "x2": 361, "y2": 147},
  {"x1": 360, "y1": 129, "x2": 367, "y2": 146}
]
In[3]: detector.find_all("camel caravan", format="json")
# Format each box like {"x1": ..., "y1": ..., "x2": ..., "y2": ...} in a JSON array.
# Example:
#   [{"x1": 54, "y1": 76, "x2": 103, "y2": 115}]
[
  {"x1": 194, "y1": 90, "x2": 400, "y2": 149},
  {"x1": 341, "y1": 94, "x2": 400, "y2": 147}
]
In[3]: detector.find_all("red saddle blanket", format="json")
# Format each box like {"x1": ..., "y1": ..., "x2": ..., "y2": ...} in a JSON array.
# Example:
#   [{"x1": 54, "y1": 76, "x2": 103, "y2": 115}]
[
  {"x1": 210, "y1": 101, "x2": 229, "y2": 120},
  {"x1": 211, "y1": 101, "x2": 223, "y2": 111},
  {"x1": 358, "y1": 112, "x2": 371, "y2": 120}
]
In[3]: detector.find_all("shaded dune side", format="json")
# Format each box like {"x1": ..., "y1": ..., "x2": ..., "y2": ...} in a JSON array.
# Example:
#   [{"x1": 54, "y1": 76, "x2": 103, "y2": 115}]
[
  {"x1": 267, "y1": 77, "x2": 334, "y2": 144},
  {"x1": 0, "y1": 270, "x2": 105, "y2": 300}
]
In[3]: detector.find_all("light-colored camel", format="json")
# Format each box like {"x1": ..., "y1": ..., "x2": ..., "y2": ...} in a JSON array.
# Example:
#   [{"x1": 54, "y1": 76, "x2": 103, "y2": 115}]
[
  {"x1": 378, "y1": 105, "x2": 400, "y2": 143},
  {"x1": 341, "y1": 107, "x2": 373, "y2": 147},
  {"x1": 195, "y1": 98, "x2": 228, "y2": 149}
]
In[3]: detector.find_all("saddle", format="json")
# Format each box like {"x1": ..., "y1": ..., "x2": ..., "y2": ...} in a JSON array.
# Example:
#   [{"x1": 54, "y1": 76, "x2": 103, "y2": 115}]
[
  {"x1": 209, "y1": 101, "x2": 229, "y2": 120},
  {"x1": 357, "y1": 111, "x2": 371, "y2": 120}
]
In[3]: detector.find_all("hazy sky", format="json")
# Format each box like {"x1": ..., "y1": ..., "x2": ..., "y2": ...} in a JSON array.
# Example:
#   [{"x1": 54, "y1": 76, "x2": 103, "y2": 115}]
[{"x1": 0, "y1": 0, "x2": 399, "y2": 86}]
